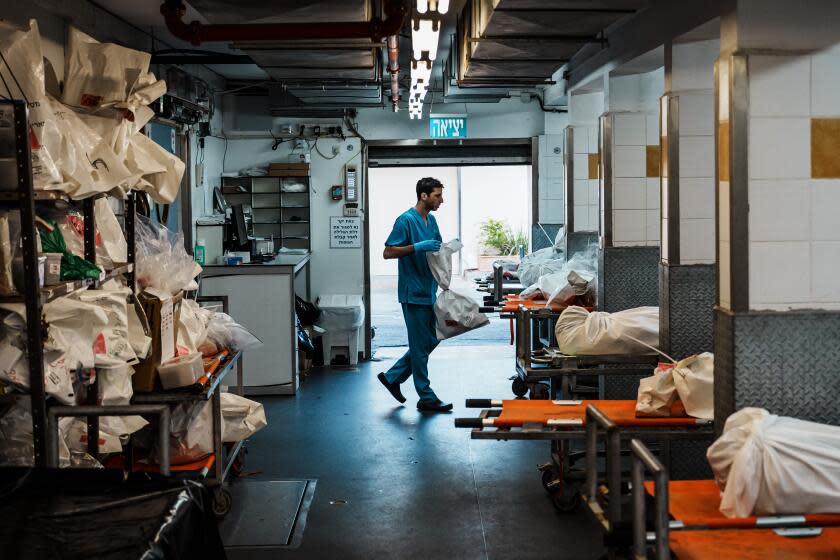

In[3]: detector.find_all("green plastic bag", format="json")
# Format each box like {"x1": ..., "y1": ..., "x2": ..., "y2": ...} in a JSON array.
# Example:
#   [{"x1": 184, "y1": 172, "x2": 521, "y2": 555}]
[{"x1": 37, "y1": 219, "x2": 101, "y2": 281}]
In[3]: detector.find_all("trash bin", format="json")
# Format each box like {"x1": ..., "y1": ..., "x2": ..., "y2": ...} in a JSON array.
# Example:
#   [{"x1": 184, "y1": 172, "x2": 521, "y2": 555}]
[{"x1": 315, "y1": 294, "x2": 365, "y2": 365}]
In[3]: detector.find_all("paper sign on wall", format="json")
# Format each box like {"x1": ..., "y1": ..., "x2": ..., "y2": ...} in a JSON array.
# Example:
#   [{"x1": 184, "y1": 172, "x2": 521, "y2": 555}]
[{"x1": 330, "y1": 216, "x2": 362, "y2": 248}]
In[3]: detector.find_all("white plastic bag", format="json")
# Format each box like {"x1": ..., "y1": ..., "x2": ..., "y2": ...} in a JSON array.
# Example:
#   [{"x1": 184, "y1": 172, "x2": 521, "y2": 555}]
[
  {"x1": 635, "y1": 364, "x2": 677, "y2": 417},
  {"x1": 427, "y1": 240, "x2": 489, "y2": 340},
  {"x1": 0, "y1": 342, "x2": 76, "y2": 405},
  {"x1": 707, "y1": 408, "x2": 840, "y2": 518},
  {"x1": 205, "y1": 311, "x2": 263, "y2": 352},
  {"x1": 0, "y1": 400, "x2": 72, "y2": 467},
  {"x1": 166, "y1": 400, "x2": 214, "y2": 465},
  {"x1": 177, "y1": 298, "x2": 213, "y2": 354},
  {"x1": 71, "y1": 286, "x2": 138, "y2": 367},
  {"x1": 518, "y1": 227, "x2": 566, "y2": 287},
  {"x1": 98, "y1": 364, "x2": 148, "y2": 440},
  {"x1": 221, "y1": 392, "x2": 267, "y2": 443},
  {"x1": 135, "y1": 215, "x2": 200, "y2": 295},
  {"x1": 555, "y1": 306, "x2": 659, "y2": 355},
  {"x1": 636, "y1": 353, "x2": 714, "y2": 419},
  {"x1": 672, "y1": 353, "x2": 714, "y2": 420}
]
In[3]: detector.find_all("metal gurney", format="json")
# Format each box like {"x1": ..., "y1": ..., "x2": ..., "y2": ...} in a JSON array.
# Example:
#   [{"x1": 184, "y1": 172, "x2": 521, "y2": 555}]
[
  {"x1": 630, "y1": 439, "x2": 840, "y2": 560},
  {"x1": 581, "y1": 404, "x2": 715, "y2": 542},
  {"x1": 514, "y1": 306, "x2": 658, "y2": 399},
  {"x1": 454, "y1": 399, "x2": 712, "y2": 512}
]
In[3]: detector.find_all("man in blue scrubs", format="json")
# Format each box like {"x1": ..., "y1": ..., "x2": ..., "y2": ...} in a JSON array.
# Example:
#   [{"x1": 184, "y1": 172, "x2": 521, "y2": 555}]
[{"x1": 377, "y1": 177, "x2": 452, "y2": 412}]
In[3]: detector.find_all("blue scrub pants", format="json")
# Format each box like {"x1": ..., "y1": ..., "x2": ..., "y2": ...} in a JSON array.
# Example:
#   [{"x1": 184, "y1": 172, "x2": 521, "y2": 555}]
[{"x1": 383, "y1": 303, "x2": 440, "y2": 403}]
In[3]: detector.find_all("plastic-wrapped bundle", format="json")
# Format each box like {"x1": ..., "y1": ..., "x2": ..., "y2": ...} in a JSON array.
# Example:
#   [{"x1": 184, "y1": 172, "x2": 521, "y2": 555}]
[
  {"x1": 221, "y1": 392, "x2": 267, "y2": 443},
  {"x1": 135, "y1": 215, "x2": 201, "y2": 295},
  {"x1": 636, "y1": 353, "x2": 714, "y2": 420},
  {"x1": 517, "y1": 227, "x2": 566, "y2": 288},
  {"x1": 519, "y1": 247, "x2": 598, "y2": 308},
  {"x1": 555, "y1": 306, "x2": 659, "y2": 355},
  {"x1": 708, "y1": 408, "x2": 840, "y2": 518}
]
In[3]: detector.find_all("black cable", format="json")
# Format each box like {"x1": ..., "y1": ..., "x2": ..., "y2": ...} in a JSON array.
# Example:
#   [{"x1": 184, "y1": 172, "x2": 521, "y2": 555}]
[
  {"x1": 535, "y1": 93, "x2": 568, "y2": 114},
  {"x1": 0, "y1": 51, "x2": 28, "y2": 104}
]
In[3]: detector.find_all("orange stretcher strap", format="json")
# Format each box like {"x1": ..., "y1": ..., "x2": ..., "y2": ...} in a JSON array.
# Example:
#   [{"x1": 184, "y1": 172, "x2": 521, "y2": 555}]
[
  {"x1": 500, "y1": 296, "x2": 553, "y2": 312},
  {"x1": 669, "y1": 527, "x2": 840, "y2": 560},
  {"x1": 494, "y1": 399, "x2": 695, "y2": 428},
  {"x1": 644, "y1": 480, "x2": 840, "y2": 528}
]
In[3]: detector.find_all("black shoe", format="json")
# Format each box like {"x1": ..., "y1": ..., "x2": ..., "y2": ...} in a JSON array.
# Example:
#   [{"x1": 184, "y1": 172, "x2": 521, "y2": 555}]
[
  {"x1": 377, "y1": 372, "x2": 406, "y2": 404},
  {"x1": 417, "y1": 400, "x2": 453, "y2": 412}
]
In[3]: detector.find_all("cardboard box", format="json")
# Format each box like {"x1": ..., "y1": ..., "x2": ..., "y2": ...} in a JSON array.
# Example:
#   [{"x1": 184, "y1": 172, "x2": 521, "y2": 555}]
[
  {"x1": 132, "y1": 289, "x2": 183, "y2": 392},
  {"x1": 268, "y1": 162, "x2": 310, "y2": 177},
  {"x1": 269, "y1": 163, "x2": 309, "y2": 170}
]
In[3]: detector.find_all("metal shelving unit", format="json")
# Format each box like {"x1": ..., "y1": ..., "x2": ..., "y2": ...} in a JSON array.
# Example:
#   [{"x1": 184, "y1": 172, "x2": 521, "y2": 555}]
[{"x1": 0, "y1": 99, "x2": 139, "y2": 466}]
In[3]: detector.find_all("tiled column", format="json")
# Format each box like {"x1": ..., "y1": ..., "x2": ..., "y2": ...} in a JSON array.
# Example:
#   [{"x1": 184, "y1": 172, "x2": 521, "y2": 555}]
[
  {"x1": 714, "y1": 0, "x2": 840, "y2": 431},
  {"x1": 597, "y1": 72, "x2": 662, "y2": 312},
  {"x1": 659, "y1": 39, "x2": 719, "y2": 359},
  {"x1": 563, "y1": 92, "x2": 602, "y2": 256}
]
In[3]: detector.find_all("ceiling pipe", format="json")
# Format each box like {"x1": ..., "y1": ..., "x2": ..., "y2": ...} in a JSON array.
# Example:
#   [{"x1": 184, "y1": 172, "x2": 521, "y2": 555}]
[
  {"x1": 160, "y1": 0, "x2": 408, "y2": 45},
  {"x1": 386, "y1": 34, "x2": 400, "y2": 112}
]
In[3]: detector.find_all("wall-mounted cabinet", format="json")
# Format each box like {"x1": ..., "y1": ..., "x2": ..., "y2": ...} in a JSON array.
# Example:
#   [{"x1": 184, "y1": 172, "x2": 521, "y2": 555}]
[{"x1": 221, "y1": 171, "x2": 311, "y2": 251}]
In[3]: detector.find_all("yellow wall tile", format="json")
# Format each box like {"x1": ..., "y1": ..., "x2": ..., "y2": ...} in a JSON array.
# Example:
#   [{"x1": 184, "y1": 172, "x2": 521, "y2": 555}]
[
  {"x1": 646, "y1": 145, "x2": 661, "y2": 178},
  {"x1": 588, "y1": 153, "x2": 600, "y2": 180},
  {"x1": 812, "y1": 118, "x2": 840, "y2": 179},
  {"x1": 718, "y1": 120, "x2": 730, "y2": 182}
]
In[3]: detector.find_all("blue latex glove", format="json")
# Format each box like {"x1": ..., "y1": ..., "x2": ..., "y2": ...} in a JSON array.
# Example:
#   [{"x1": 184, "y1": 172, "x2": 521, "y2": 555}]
[{"x1": 414, "y1": 239, "x2": 442, "y2": 253}]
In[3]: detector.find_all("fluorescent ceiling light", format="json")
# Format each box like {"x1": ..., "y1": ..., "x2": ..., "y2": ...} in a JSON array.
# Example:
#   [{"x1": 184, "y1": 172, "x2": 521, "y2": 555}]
[
  {"x1": 416, "y1": 0, "x2": 428, "y2": 14},
  {"x1": 412, "y1": 18, "x2": 440, "y2": 61},
  {"x1": 437, "y1": 0, "x2": 449, "y2": 14}
]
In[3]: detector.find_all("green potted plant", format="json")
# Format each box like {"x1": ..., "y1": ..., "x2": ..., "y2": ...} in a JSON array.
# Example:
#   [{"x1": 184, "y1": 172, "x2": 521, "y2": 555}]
[{"x1": 477, "y1": 219, "x2": 529, "y2": 271}]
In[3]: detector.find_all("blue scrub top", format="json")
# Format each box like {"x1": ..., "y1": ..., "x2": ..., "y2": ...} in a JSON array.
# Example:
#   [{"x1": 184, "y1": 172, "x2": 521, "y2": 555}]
[{"x1": 385, "y1": 207, "x2": 442, "y2": 305}]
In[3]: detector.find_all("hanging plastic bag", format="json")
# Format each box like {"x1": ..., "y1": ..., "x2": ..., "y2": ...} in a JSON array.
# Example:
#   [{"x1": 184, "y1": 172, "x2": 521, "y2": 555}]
[
  {"x1": 635, "y1": 363, "x2": 677, "y2": 417},
  {"x1": 0, "y1": 340, "x2": 76, "y2": 405},
  {"x1": 517, "y1": 227, "x2": 566, "y2": 287},
  {"x1": 42, "y1": 296, "x2": 110, "y2": 369},
  {"x1": 707, "y1": 408, "x2": 840, "y2": 518},
  {"x1": 0, "y1": 211, "x2": 15, "y2": 295},
  {"x1": 128, "y1": 133, "x2": 185, "y2": 204},
  {"x1": 71, "y1": 286, "x2": 138, "y2": 367},
  {"x1": 164, "y1": 400, "x2": 214, "y2": 465},
  {"x1": 555, "y1": 306, "x2": 659, "y2": 355},
  {"x1": 0, "y1": 400, "x2": 72, "y2": 467},
  {"x1": 98, "y1": 364, "x2": 148, "y2": 441},
  {"x1": 221, "y1": 392, "x2": 267, "y2": 443},
  {"x1": 177, "y1": 298, "x2": 213, "y2": 354},
  {"x1": 427, "y1": 240, "x2": 489, "y2": 340},
  {"x1": 135, "y1": 214, "x2": 200, "y2": 294}
]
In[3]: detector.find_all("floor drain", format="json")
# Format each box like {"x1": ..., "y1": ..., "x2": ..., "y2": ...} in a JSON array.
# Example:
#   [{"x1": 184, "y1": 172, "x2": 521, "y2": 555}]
[{"x1": 329, "y1": 499, "x2": 348, "y2": 506}]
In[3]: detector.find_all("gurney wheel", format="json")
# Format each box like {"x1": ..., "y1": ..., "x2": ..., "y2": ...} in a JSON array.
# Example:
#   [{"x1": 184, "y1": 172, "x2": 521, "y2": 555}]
[
  {"x1": 551, "y1": 489, "x2": 580, "y2": 513},
  {"x1": 512, "y1": 378, "x2": 528, "y2": 397},
  {"x1": 541, "y1": 468, "x2": 558, "y2": 491},
  {"x1": 213, "y1": 487, "x2": 232, "y2": 518}
]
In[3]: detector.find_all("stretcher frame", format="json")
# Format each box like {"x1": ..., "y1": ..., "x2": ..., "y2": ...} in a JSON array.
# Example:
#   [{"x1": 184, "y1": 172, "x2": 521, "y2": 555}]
[
  {"x1": 514, "y1": 306, "x2": 659, "y2": 399},
  {"x1": 629, "y1": 439, "x2": 840, "y2": 560},
  {"x1": 581, "y1": 404, "x2": 714, "y2": 536},
  {"x1": 455, "y1": 399, "x2": 713, "y2": 513}
]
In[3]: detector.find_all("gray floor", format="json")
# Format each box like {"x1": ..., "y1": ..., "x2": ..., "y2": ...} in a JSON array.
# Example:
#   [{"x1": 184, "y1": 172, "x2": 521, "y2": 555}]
[{"x1": 226, "y1": 345, "x2": 605, "y2": 560}]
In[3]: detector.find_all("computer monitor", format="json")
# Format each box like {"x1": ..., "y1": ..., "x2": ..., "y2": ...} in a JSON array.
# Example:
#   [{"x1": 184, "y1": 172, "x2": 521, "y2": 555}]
[
  {"x1": 213, "y1": 186, "x2": 228, "y2": 214},
  {"x1": 231, "y1": 204, "x2": 248, "y2": 247}
]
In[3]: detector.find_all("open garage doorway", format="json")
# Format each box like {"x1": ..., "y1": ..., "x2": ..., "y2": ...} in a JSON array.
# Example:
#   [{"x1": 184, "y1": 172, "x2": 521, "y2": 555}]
[{"x1": 368, "y1": 164, "x2": 532, "y2": 350}]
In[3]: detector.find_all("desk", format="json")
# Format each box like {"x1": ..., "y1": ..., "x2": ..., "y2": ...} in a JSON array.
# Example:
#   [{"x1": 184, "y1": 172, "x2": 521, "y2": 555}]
[{"x1": 200, "y1": 253, "x2": 310, "y2": 395}]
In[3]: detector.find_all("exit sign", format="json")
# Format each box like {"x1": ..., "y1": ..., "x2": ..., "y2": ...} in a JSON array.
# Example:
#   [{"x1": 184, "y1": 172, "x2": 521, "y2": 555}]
[{"x1": 429, "y1": 115, "x2": 467, "y2": 139}]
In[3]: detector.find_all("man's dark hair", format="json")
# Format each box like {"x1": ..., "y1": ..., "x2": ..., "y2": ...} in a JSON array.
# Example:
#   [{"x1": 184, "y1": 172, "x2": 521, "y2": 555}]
[{"x1": 416, "y1": 177, "x2": 443, "y2": 200}]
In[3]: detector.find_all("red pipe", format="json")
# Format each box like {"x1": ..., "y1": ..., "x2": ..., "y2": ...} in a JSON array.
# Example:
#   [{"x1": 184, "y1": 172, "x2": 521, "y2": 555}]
[
  {"x1": 160, "y1": 1, "x2": 408, "y2": 45},
  {"x1": 387, "y1": 34, "x2": 400, "y2": 112}
]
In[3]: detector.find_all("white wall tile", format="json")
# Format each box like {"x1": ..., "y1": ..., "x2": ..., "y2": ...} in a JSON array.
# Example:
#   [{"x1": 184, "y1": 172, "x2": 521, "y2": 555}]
[
  {"x1": 812, "y1": 242, "x2": 840, "y2": 301},
  {"x1": 589, "y1": 206, "x2": 600, "y2": 232},
  {"x1": 678, "y1": 135, "x2": 715, "y2": 178},
  {"x1": 589, "y1": 180, "x2": 600, "y2": 205},
  {"x1": 574, "y1": 179, "x2": 589, "y2": 205},
  {"x1": 646, "y1": 178, "x2": 660, "y2": 210},
  {"x1": 812, "y1": 45, "x2": 840, "y2": 116},
  {"x1": 574, "y1": 204, "x2": 590, "y2": 231},
  {"x1": 680, "y1": 218, "x2": 716, "y2": 263},
  {"x1": 573, "y1": 154, "x2": 590, "y2": 180},
  {"x1": 679, "y1": 177, "x2": 715, "y2": 220},
  {"x1": 678, "y1": 92, "x2": 714, "y2": 136},
  {"x1": 613, "y1": 177, "x2": 646, "y2": 210},
  {"x1": 613, "y1": 113, "x2": 647, "y2": 146},
  {"x1": 646, "y1": 209, "x2": 660, "y2": 242},
  {"x1": 646, "y1": 113, "x2": 660, "y2": 145},
  {"x1": 545, "y1": 199, "x2": 564, "y2": 222},
  {"x1": 539, "y1": 197, "x2": 548, "y2": 221},
  {"x1": 748, "y1": 54, "x2": 811, "y2": 117},
  {"x1": 546, "y1": 134, "x2": 565, "y2": 156},
  {"x1": 672, "y1": 39, "x2": 719, "y2": 91},
  {"x1": 811, "y1": 180, "x2": 840, "y2": 240},
  {"x1": 749, "y1": 179, "x2": 810, "y2": 241},
  {"x1": 538, "y1": 134, "x2": 547, "y2": 154},
  {"x1": 544, "y1": 155, "x2": 564, "y2": 177},
  {"x1": 588, "y1": 126, "x2": 600, "y2": 154},
  {"x1": 749, "y1": 241, "x2": 811, "y2": 305},
  {"x1": 719, "y1": 181, "x2": 730, "y2": 243},
  {"x1": 613, "y1": 145, "x2": 646, "y2": 178},
  {"x1": 719, "y1": 240, "x2": 731, "y2": 307},
  {"x1": 574, "y1": 127, "x2": 589, "y2": 154},
  {"x1": 748, "y1": 118, "x2": 810, "y2": 179},
  {"x1": 547, "y1": 177, "x2": 564, "y2": 200},
  {"x1": 613, "y1": 209, "x2": 646, "y2": 243},
  {"x1": 538, "y1": 178, "x2": 549, "y2": 200}
]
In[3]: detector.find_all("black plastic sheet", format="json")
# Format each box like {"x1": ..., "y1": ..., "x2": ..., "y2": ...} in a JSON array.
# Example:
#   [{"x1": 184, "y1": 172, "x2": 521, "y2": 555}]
[{"x1": 0, "y1": 468, "x2": 226, "y2": 560}]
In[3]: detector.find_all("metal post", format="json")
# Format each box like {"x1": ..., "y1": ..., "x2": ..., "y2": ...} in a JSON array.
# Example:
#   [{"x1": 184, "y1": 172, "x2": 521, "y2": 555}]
[
  {"x1": 11, "y1": 101, "x2": 48, "y2": 467},
  {"x1": 82, "y1": 196, "x2": 100, "y2": 457},
  {"x1": 585, "y1": 407, "x2": 598, "y2": 501},
  {"x1": 126, "y1": 191, "x2": 136, "y2": 291},
  {"x1": 608, "y1": 427, "x2": 622, "y2": 527},
  {"x1": 630, "y1": 438, "x2": 671, "y2": 560},
  {"x1": 631, "y1": 444, "x2": 646, "y2": 559}
]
